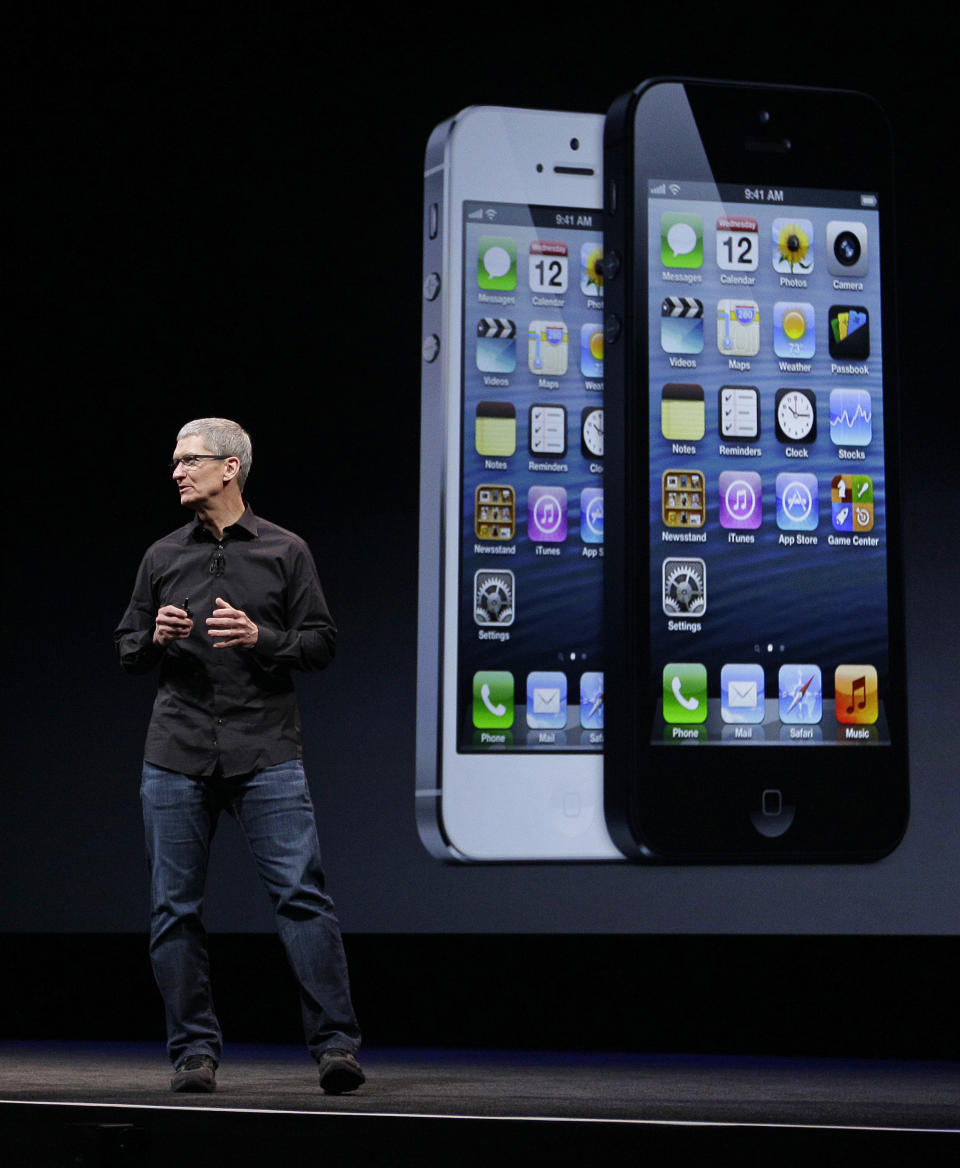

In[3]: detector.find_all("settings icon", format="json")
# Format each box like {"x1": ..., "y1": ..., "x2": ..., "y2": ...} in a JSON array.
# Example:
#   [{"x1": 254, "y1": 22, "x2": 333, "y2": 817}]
[
  {"x1": 662, "y1": 558, "x2": 706, "y2": 616},
  {"x1": 474, "y1": 570, "x2": 515, "y2": 627}
]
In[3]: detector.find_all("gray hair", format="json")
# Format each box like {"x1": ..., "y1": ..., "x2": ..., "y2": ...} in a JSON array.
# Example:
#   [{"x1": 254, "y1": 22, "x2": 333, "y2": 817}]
[{"x1": 177, "y1": 418, "x2": 253, "y2": 490}]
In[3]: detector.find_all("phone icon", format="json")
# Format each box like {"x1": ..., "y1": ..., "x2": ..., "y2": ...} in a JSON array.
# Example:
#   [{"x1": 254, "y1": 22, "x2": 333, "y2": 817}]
[
  {"x1": 663, "y1": 663, "x2": 708, "y2": 724},
  {"x1": 482, "y1": 686, "x2": 506, "y2": 717},
  {"x1": 472, "y1": 671, "x2": 514, "y2": 729},
  {"x1": 673, "y1": 676, "x2": 699, "y2": 710}
]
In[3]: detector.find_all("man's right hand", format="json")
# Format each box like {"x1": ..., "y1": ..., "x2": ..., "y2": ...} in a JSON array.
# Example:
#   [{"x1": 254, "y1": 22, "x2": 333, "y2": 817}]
[{"x1": 153, "y1": 605, "x2": 194, "y2": 646}]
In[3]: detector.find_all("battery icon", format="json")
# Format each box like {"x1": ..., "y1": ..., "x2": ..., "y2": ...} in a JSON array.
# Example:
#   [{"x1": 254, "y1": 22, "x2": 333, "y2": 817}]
[{"x1": 860, "y1": 193, "x2": 878, "y2": 208}]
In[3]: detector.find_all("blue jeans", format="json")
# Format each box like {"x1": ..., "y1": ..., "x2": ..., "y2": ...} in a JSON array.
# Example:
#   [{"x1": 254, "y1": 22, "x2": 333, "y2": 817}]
[{"x1": 141, "y1": 760, "x2": 360, "y2": 1067}]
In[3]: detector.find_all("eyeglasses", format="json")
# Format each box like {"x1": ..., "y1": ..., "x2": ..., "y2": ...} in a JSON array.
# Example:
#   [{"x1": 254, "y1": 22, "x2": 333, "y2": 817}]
[{"x1": 169, "y1": 454, "x2": 229, "y2": 473}]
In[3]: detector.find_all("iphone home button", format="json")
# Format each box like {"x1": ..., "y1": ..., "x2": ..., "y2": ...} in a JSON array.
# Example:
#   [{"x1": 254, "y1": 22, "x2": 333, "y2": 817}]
[
  {"x1": 551, "y1": 788, "x2": 595, "y2": 837},
  {"x1": 750, "y1": 788, "x2": 795, "y2": 838}
]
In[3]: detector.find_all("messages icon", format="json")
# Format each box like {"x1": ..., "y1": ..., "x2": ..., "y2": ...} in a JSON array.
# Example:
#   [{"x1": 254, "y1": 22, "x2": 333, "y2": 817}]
[
  {"x1": 478, "y1": 237, "x2": 517, "y2": 290},
  {"x1": 660, "y1": 213, "x2": 703, "y2": 269}
]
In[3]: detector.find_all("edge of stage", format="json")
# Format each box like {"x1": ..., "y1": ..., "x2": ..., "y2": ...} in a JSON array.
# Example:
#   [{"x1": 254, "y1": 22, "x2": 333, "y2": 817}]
[
  {"x1": 2, "y1": 1043, "x2": 959, "y2": 1165},
  {"x1": 2, "y1": 935, "x2": 959, "y2": 1164}
]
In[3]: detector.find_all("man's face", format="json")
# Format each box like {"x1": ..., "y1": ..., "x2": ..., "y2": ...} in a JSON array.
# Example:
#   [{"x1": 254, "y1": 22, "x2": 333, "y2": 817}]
[{"x1": 171, "y1": 435, "x2": 235, "y2": 510}]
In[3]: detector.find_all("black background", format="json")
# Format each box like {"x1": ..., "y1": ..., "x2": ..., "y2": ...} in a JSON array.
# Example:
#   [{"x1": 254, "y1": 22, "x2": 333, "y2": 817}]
[{"x1": 4, "y1": 6, "x2": 958, "y2": 1053}]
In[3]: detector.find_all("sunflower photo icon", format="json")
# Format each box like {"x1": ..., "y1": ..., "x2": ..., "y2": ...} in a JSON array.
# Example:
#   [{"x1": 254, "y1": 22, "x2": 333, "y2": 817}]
[
  {"x1": 772, "y1": 218, "x2": 813, "y2": 275},
  {"x1": 581, "y1": 242, "x2": 604, "y2": 296}
]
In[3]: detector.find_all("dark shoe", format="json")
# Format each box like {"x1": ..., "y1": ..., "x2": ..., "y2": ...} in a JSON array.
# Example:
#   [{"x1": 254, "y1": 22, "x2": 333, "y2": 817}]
[
  {"x1": 171, "y1": 1054, "x2": 217, "y2": 1093},
  {"x1": 318, "y1": 1049, "x2": 365, "y2": 1094}
]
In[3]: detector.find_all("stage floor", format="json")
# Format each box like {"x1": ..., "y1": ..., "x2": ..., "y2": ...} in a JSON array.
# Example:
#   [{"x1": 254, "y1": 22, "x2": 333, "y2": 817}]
[{"x1": 2, "y1": 1041, "x2": 959, "y2": 1164}]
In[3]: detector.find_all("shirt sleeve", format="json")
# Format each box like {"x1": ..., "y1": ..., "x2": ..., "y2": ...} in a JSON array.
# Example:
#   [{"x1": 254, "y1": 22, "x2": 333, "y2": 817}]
[
  {"x1": 249, "y1": 539, "x2": 337, "y2": 672},
  {"x1": 114, "y1": 549, "x2": 166, "y2": 674}
]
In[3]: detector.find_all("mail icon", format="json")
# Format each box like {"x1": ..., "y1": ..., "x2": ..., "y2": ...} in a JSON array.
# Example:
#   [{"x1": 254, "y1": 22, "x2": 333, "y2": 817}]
[
  {"x1": 533, "y1": 687, "x2": 561, "y2": 715},
  {"x1": 525, "y1": 671, "x2": 568, "y2": 729},
  {"x1": 721, "y1": 664, "x2": 765, "y2": 725}
]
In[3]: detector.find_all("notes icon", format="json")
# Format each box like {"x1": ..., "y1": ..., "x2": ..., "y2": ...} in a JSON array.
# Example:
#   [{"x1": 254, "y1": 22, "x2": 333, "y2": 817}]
[
  {"x1": 661, "y1": 383, "x2": 705, "y2": 441},
  {"x1": 834, "y1": 665, "x2": 878, "y2": 725},
  {"x1": 475, "y1": 401, "x2": 516, "y2": 457}
]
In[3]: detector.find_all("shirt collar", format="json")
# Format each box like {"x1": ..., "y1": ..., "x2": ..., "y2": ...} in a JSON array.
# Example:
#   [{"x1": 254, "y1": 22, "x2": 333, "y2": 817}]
[{"x1": 189, "y1": 503, "x2": 259, "y2": 542}]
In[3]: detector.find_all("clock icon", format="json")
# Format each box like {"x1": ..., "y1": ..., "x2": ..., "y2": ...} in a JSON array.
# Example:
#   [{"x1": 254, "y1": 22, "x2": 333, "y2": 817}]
[
  {"x1": 581, "y1": 407, "x2": 604, "y2": 457},
  {"x1": 775, "y1": 388, "x2": 817, "y2": 443}
]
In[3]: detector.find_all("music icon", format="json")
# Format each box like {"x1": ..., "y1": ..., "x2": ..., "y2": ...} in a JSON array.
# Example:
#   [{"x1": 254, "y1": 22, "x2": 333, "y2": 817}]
[
  {"x1": 718, "y1": 470, "x2": 762, "y2": 529},
  {"x1": 835, "y1": 664, "x2": 878, "y2": 725}
]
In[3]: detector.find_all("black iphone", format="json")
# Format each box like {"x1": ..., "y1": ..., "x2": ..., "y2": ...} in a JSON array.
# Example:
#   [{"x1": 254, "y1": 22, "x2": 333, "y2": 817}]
[{"x1": 602, "y1": 78, "x2": 908, "y2": 861}]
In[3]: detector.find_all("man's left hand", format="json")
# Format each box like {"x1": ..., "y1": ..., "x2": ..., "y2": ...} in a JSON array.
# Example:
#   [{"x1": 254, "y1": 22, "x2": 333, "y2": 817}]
[{"x1": 206, "y1": 597, "x2": 259, "y2": 649}]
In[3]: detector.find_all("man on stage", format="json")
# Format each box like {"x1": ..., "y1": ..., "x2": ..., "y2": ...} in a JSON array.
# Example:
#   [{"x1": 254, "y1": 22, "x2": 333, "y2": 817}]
[{"x1": 115, "y1": 417, "x2": 363, "y2": 1095}]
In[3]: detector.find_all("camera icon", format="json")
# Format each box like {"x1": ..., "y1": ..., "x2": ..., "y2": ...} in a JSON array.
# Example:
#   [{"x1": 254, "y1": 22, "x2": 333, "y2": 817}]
[{"x1": 826, "y1": 221, "x2": 869, "y2": 276}]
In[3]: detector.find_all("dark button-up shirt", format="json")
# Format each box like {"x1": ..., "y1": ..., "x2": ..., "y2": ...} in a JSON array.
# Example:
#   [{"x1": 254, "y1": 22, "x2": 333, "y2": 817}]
[{"x1": 115, "y1": 505, "x2": 336, "y2": 777}]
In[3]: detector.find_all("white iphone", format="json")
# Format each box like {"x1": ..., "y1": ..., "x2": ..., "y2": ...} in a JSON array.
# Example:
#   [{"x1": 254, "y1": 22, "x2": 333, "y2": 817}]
[{"x1": 417, "y1": 106, "x2": 622, "y2": 861}]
